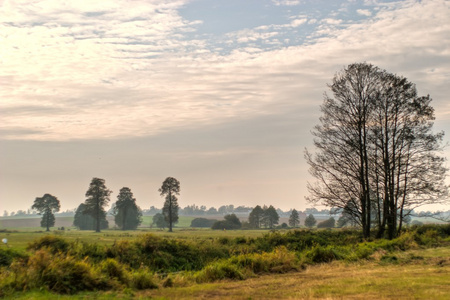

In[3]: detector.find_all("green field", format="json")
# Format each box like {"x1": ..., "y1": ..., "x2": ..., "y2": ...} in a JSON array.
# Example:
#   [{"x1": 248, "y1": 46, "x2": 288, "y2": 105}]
[{"x1": 0, "y1": 215, "x2": 272, "y2": 250}]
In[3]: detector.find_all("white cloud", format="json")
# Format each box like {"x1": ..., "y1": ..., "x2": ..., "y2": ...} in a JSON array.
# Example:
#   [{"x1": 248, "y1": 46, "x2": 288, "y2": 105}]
[
  {"x1": 290, "y1": 18, "x2": 307, "y2": 27},
  {"x1": 357, "y1": 9, "x2": 372, "y2": 16}
]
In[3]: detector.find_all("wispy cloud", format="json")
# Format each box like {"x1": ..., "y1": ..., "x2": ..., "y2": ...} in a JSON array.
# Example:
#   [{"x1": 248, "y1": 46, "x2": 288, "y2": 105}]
[
  {"x1": 272, "y1": 0, "x2": 302, "y2": 6},
  {"x1": 357, "y1": 9, "x2": 372, "y2": 16}
]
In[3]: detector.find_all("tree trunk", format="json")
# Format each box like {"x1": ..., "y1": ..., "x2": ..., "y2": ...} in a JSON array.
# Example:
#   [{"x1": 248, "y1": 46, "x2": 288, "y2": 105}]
[
  {"x1": 168, "y1": 190, "x2": 173, "y2": 232},
  {"x1": 96, "y1": 199, "x2": 100, "y2": 233}
]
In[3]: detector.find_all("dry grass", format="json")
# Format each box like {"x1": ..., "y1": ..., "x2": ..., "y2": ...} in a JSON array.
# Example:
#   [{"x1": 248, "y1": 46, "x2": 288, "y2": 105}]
[{"x1": 138, "y1": 248, "x2": 450, "y2": 299}]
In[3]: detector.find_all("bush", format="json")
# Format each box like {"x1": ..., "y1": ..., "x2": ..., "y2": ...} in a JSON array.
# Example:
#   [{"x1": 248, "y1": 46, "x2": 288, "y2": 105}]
[
  {"x1": 130, "y1": 268, "x2": 158, "y2": 290},
  {"x1": 25, "y1": 250, "x2": 109, "y2": 294},
  {"x1": 195, "y1": 261, "x2": 245, "y2": 283},
  {"x1": 303, "y1": 245, "x2": 341, "y2": 263},
  {"x1": 27, "y1": 235, "x2": 70, "y2": 254},
  {"x1": 99, "y1": 258, "x2": 130, "y2": 285},
  {"x1": 317, "y1": 217, "x2": 335, "y2": 228},
  {"x1": 0, "y1": 248, "x2": 28, "y2": 267}
]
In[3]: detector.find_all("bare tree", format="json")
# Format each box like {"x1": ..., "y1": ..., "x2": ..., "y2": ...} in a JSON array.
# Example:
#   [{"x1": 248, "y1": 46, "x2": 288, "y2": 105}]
[{"x1": 306, "y1": 63, "x2": 448, "y2": 239}]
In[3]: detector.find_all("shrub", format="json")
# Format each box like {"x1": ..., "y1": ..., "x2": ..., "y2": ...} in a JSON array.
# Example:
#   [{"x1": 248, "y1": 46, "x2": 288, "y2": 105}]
[
  {"x1": 26, "y1": 250, "x2": 109, "y2": 294},
  {"x1": 27, "y1": 235, "x2": 71, "y2": 254},
  {"x1": 99, "y1": 258, "x2": 130, "y2": 285},
  {"x1": 130, "y1": 268, "x2": 158, "y2": 290},
  {"x1": 303, "y1": 245, "x2": 341, "y2": 263},
  {"x1": 195, "y1": 261, "x2": 245, "y2": 283},
  {"x1": 317, "y1": 217, "x2": 335, "y2": 228},
  {"x1": 0, "y1": 248, "x2": 28, "y2": 267}
]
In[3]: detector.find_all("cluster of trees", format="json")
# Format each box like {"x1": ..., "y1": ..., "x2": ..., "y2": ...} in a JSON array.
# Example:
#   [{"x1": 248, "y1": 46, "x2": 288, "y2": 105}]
[
  {"x1": 211, "y1": 214, "x2": 242, "y2": 230},
  {"x1": 306, "y1": 63, "x2": 448, "y2": 239},
  {"x1": 248, "y1": 205, "x2": 280, "y2": 229},
  {"x1": 73, "y1": 178, "x2": 142, "y2": 232}
]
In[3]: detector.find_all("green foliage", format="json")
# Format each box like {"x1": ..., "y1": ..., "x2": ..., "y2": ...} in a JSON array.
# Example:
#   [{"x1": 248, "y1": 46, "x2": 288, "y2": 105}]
[
  {"x1": 195, "y1": 261, "x2": 245, "y2": 283},
  {"x1": 195, "y1": 246, "x2": 299, "y2": 283},
  {"x1": 40, "y1": 210, "x2": 56, "y2": 230},
  {"x1": 248, "y1": 205, "x2": 264, "y2": 228},
  {"x1": 99, "y1": 258, "x2": 130, "y2": 286},
  {"x1": 190, "y1": 218, "x2": 217, "y2": 228},
  {"x1": 113, "y1": 187, "x2": 142, "y2": 230},
  {"x1": 152, "y1": 213, "x2": 168, "y2": 229},
  {"x1": 212, "y1": 214, "x2": 242, "y2": 230},
  {"x1": 74, "y1": 203, "x2": 108, "y2": 230},
  {"x1": 288, "y1": 209, "x2": 300, "y2": 228},
  {"x1": 159, "y1": 177, "x2": 181, "y2": 232},
  {"x1": 130, "y1": 267, "x2": 158, "y2": 290},
  {"x1": 2, "y1": 223, "x2": 450, "y2": 297},
  {"x1": 261, "y1": 205, "x2": 279, "y2": 229},
  {"x1": 0, "y1": 248, "x2": 28, "y2": 267},
  {"x1": 83, "y1": 177, "x2": 112, "y2": 232},
  {"x1": 317, "y1": 217, "x2": 335, "y2": 228},
  {"x1": 32, "y1": 194, "x2": 60, "y2": 231},
  {"x1": 304, "y1": 214, "x2": 317, "y2": 228},
  {"x1": 27, "y1": 235, "x2": 71, "y2": 254},
  {"x1": 303, "y1": 245, "x2": 342, "y2": 263}
]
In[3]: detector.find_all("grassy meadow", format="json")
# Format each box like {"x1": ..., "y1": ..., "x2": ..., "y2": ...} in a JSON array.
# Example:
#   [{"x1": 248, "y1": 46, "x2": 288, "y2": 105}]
[{"x1": 1, "y1": 216, "x2": 449, "y2": 299}]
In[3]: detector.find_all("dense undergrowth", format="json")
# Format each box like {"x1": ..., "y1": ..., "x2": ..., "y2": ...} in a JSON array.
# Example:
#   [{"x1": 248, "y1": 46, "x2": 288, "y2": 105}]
[{"x1": 0, "y1": 224, "x2": 449, "y2": 297}]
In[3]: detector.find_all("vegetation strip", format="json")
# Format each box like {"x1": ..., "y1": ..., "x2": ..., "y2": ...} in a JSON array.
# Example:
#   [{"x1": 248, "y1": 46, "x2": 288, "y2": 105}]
[{"x1": 0, "y1": 224, "x2": 449, "y2": 298}]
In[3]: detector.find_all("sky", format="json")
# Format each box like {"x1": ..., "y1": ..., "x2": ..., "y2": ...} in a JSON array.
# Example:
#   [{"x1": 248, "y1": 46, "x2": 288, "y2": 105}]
[{"x1": 1, "y1": 0, "x2": 450, "y2": 213}]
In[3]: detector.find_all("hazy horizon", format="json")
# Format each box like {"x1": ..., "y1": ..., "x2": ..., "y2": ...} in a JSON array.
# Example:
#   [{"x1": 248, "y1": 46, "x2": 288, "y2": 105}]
[{"x1": 2, "y1": 0, "x2": 450, "y2": 213}]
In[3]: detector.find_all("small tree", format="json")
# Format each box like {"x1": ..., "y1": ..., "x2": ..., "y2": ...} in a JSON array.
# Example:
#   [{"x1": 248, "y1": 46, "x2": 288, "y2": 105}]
[
  {"x1": 317, "y1": 217, "x2": 336, "y2": 228},
  {"x1": 159, "y1": 177, "x2": 181, "y2": 232},
  {"x1": 74, "y1": 203, "x2": 108, "y2": 230},
  {"x1": 248, "y1": 205, "x2": 264, "y2": 228},
  {"x1": 113, "y1": 187, "x2": 142, "y2": 230},
  {"x1": 83, "y1": 178, "x2": 111, "y2": 232},
  {"x1": 152, "y1": 213, "x2": 168, "y2": 229},
  {"x1": 304, "y1": 214, "x2": 317, "y2": 228},
  {"x1": 32, "y1": 194, "x2": 61, "y2": 231},
  {"x1": 288, "y1": 209, "x2": 300, "y2": 228}
]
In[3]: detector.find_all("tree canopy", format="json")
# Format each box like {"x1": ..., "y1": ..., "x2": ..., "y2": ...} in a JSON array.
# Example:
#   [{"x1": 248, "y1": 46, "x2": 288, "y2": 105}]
[
  {"x1": 248, "y1": 205, "x2": 264, "y2": 228},
  {"x1": 113, "y1": 187, "x2": 142, "y2": 230},
  {"x1": 304, "y1": 214, "x2": 317, "y2": 228},
  {"x1": 288, "y1": 209, "x2": 300, "y2": 228},
  {"x1": 73, "y1": 203, "x2": 107, "y2": 230},
  {"x1": 83, "y1": 178, "x2": 111, "y2": 232},
  {"x1": 31, "y1": 194, "x2": 60, "y2": 231},
  {"x1": 159, "y1": 177, "x2": 180, "y2": 232}
]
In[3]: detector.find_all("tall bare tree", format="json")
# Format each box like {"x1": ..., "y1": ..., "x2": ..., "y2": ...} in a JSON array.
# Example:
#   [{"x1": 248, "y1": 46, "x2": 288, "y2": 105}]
[{"x1": 306, "y1": 63, "x2": 448, "y2": 239}]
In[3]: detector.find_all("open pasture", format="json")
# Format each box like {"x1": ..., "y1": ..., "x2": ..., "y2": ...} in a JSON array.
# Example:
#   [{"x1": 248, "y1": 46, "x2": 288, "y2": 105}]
[{"x1": 0, "y1": 227, "x2": 270, "y2": 251}]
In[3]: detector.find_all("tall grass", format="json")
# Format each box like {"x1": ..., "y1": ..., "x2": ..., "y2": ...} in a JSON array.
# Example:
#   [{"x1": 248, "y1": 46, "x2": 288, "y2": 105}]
[{"x1": 0, "y1": 224, "x2": 449, "y2": 297}]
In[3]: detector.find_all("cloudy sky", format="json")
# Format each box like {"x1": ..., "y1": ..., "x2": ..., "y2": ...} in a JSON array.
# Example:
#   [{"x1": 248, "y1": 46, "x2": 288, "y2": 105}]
[{"x1": 1, "y1": 0, "x2": 450, "y2": 213}]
